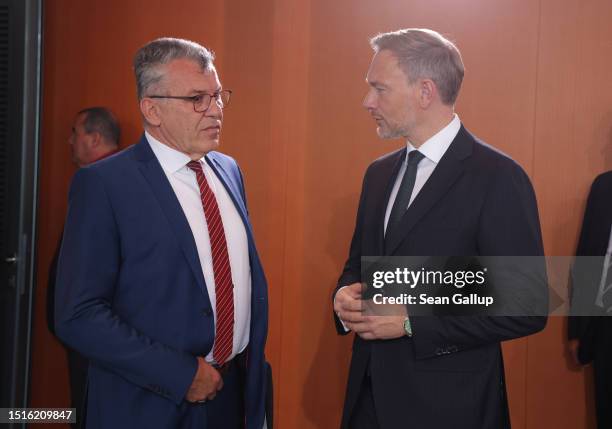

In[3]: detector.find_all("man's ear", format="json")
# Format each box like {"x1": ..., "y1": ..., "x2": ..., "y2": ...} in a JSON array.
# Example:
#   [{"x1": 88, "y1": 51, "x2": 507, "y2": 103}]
[
  {"x1": 140, "y1": 98, "x2": 162, "y2": 126},
  {"x1": 418, "y1": 79, "x2": 436, "y2": 108},
  {"x1": 89, "y1": 131, "x2": 102, "y2": 148}
]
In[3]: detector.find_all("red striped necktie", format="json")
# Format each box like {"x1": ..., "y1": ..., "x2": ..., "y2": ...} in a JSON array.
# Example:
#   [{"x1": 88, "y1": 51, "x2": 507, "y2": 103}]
[{"x1": 187, "y1": 160, "x2": 234, "y2": 366}]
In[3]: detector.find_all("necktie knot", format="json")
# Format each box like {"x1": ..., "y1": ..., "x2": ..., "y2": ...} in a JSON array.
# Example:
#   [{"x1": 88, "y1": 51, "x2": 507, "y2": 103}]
[
  {"x1": 186, "y1": 160, "x2": 203, "y2": 174},
  {"x1": 407, "y1": 150, "x2": 425, "y2": 166}
]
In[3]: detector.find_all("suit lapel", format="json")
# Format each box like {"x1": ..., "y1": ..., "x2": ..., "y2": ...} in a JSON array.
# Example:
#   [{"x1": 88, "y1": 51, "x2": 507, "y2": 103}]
[
  {"x1": 374, "y1": 149, "x2": 406, "y2": 255},
  {"x1": 133, "y1": 135, "x2": 208, "y2": 295},
  {"x1": 205, "y1": 153, "x2": 264, "y2": 296},
  {"x1": 385, "y1": 126, "x2": 473, "y2": 255},
  {"x1": 205, "y1": 154, "x2": 250, "y2": 229}
]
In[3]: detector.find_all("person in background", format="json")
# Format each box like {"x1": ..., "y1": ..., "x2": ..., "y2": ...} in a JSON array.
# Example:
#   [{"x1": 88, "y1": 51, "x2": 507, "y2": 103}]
[
  {"x1": 47, "y1": 106, "x2": 120, "y2": 429},
  {"x1": 568, "y1": 171, "x2": 612, "y2": 429}
]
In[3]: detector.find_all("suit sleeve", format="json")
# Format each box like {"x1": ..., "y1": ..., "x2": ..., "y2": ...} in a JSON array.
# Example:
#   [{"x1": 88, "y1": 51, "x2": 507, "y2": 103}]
[
  {"x1": 410, "y1": 160, "x2": 548, "y2": 359},
  {"x1": 332, "y1": 167, "x2": 371, "y2": 334},
  {"x1": 55, "y1": 167, "x2": 197, "y2": 405},
  {"x1": 568, "y1": 174, "x2": 609, "y2": 339}
]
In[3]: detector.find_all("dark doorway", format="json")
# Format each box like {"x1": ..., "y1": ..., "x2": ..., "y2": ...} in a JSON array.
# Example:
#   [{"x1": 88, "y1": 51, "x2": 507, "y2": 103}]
[{"x1": 0, "y1": 1, "x2": 42, "y2": 427}]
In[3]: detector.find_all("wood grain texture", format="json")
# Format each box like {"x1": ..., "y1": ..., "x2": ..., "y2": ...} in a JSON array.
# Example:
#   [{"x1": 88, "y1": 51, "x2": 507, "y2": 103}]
[{"x1": 32, "y1": 1, "x2": 612, "y2": 428}]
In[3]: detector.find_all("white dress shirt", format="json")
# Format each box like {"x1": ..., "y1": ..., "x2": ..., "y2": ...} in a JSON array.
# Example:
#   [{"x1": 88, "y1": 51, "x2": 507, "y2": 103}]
[
  {"x1": 146, "y1": 132, "x2": 251, "y2": 363},
  {"x1": 384, "y1": 114, "x2": 461, "y2": 233},
  {"x1": 337, "y1": 114, "x2": 461, "y2": 331}
]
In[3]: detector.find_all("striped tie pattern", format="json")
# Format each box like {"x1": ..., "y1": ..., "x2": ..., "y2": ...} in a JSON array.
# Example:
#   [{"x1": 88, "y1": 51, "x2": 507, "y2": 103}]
[{"x1": 187, "y1": 160, "x2": 234, "y2": 365}]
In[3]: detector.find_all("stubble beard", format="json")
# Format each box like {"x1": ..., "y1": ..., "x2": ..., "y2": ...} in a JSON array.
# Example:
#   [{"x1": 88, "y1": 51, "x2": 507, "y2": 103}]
[{"x1": 377, "y1": 120, "x2": 409, "y2": 140}]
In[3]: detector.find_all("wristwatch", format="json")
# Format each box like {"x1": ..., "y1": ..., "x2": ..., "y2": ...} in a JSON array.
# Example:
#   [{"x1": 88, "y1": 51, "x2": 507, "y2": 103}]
[{"x1": 403, "y1": 317, "x2": 413, "y2": 337}]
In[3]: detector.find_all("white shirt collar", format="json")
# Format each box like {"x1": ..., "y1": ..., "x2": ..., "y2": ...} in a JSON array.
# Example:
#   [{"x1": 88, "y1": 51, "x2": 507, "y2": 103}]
[
  {"x1": 145, "y1": 131, "x2": 202, "y2": 174},
  {"x1": 406, "y1": 113, "x2": 461, "y2": 164}
]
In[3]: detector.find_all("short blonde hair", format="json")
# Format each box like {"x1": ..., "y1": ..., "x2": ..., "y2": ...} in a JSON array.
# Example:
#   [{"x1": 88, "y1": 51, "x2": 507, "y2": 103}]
[{"x1": 371, "y1": 28, "x2": 464, "y2": 105}]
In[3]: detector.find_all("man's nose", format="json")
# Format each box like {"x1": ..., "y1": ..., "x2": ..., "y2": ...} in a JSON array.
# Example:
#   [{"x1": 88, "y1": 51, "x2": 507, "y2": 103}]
[
  {"x1": 363, "y1": 89, "x2": 377, "y2": 110},
  {"x1": 206, "y1": 98, "x2": 223, "y2": 119}
]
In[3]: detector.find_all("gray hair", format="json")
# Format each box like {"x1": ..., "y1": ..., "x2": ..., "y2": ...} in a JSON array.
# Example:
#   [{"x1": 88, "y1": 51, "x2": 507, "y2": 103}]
[
  {"x1": 370, "y1": 29, "x2": 464, "y2": 105},
  {"x1": 78, "y1": 107, "x2": 120, "y2": 146},
  {"x1": 133, "y1": 37, "x2": 215, "y2": 100}
]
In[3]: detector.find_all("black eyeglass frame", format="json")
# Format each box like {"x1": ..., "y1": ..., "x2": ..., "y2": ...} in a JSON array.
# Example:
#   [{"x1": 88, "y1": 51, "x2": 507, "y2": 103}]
[{"x1": 147, "y1": 89, "x2": 232, "y2": 112}]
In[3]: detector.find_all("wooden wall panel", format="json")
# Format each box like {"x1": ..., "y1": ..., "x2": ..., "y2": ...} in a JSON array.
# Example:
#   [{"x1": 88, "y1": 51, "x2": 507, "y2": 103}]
[
  {"x1": 263, "y1": 0, "x2": 313, "y2": 426},
  {"x1": 529, "y1": 0, "x2": 612, "y2": 428},
  {"x1": 32, "y1": 0, "x2": 612, "y2": 428}
]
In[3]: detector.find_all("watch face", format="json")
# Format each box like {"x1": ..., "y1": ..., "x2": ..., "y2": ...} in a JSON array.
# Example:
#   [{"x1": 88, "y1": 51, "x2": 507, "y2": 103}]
[{"x1": 404, "y1": 318, "x2": 412, "y2": 336}]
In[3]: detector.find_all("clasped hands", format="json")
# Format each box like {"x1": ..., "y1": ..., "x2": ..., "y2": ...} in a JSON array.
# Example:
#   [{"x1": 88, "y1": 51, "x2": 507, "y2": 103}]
[
  {"x1": 334, "y1": 282, "x2": 407, "y2": 340},
  {"x1": 186, "y1": 356, "x2": 224, "y2": 403}
]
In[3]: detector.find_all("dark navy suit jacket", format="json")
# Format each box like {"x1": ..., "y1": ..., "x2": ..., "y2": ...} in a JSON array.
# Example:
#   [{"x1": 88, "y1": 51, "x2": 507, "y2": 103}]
[
  {"x1": 334, "y1": 126, "x2": 547, "y2": 429},
  {"x1": 55, "y1": 135, "x2": 269, "y2": 429}
]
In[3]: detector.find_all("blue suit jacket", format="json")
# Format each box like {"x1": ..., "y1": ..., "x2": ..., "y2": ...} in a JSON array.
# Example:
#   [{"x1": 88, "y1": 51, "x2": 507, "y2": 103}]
[{"x1": 55, "y1": 135, "x2": 269, "y2": 429}]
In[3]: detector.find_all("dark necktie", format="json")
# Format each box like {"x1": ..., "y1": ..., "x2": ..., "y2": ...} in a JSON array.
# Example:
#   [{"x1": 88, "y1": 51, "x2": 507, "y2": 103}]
[
  {"x1": 386, "y1": 150, "x2": 425, "y2": 240},
  {"x1": 187, "y1": 160, "x2": 234, "y2": 365}
]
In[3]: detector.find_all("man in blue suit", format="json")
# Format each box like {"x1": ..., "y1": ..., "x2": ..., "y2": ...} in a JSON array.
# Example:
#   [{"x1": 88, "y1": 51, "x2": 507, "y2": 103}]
[{"x1": 55, "y1": 37, "x2": 269, "y2": 429}]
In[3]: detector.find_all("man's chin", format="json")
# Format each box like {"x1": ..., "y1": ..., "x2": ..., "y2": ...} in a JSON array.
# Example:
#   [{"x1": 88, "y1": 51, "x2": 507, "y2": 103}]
[
  {"x1": 376, "y1": 128, "x2": 394, "y2": 140},
  {"x1": 376, "y1": 126, "x2": 405, "y2": 140},
  {"x1": 200, "y1": 138, "x2": 220, "y2": 153}
]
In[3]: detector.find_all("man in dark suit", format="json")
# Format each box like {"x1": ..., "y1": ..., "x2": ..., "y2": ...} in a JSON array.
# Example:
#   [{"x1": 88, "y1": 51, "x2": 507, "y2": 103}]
[
  {"x1": 568, "y1": 171, "x2": 612, "y2": 429},
  {"x1": 47, "y1": 106, "x2": 120, "y2": 429},
  {"x1": 333, "y1": 28, "x2": 547, "y2": 429},
  {"x1": 55, "y1": 38, "x2": 270, "y2": 429}
]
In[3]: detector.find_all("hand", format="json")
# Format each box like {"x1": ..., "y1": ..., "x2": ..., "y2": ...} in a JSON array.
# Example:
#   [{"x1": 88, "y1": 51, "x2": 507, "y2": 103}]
[
  {"x1": 334, "y1": 283, "x2": 366, "y2": 326},
  {"x1": 334, "y1": 283, "x2": 407, "y2": 340},
  {"x1": 567, "y1": 339, "x2": 582, "y2": 367},
  {"x1": 349, "y1": 315, "x2": 407, "y2": 340},
  {"x1": 185, "y1": 357, "x2": 224, "y2": 402}
]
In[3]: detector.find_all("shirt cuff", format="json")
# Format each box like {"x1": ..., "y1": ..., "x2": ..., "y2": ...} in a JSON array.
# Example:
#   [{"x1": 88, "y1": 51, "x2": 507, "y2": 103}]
[{"x1": 334, "y1": 286, "x2": 351, "y2": 332}]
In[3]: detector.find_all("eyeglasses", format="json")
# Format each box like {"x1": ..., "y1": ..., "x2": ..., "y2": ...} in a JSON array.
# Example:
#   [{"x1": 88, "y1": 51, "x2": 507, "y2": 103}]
[{"x1": 147, "y1": 89, "x2": 232, "y2": 112}]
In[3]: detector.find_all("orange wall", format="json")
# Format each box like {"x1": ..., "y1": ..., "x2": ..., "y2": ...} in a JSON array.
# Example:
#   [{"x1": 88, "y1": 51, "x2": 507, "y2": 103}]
[{"x1": 31, "y1": 0, "x2": 612, "y2": 428}]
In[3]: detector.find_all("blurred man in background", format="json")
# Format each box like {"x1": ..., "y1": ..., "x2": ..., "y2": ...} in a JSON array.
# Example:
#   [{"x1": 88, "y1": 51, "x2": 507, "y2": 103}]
[
  {"x1": 568, "y1": 171, "x2": 612, "y2": 429},
  {"x1": 47, "y1": 106, "x2": 120, "y2": 429}
]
